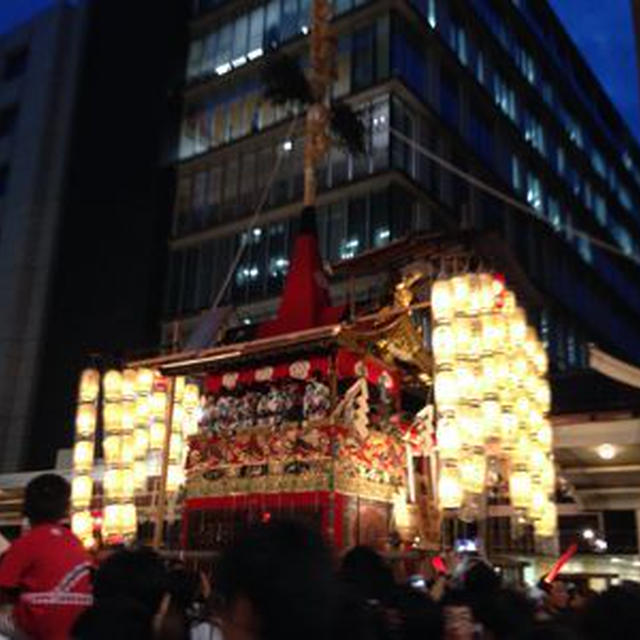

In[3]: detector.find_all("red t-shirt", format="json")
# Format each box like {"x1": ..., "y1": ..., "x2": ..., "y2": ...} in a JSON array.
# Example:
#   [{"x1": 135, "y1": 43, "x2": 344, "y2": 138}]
[{"x1": 0, "y1": 523, "x2": 93, "y2": 640}]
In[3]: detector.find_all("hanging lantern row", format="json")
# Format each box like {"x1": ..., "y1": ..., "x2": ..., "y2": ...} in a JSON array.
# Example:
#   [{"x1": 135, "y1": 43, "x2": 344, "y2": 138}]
[
  {"x1": 70, "y1": 367, "x2": 202, "y2": 546},
  {"x1": 431, "y1": 272, "x2": 556, "y2": 539}
]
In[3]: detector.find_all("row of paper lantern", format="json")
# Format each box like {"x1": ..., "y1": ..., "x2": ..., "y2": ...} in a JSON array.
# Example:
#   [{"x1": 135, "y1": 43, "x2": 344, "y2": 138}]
[
  {"x1": 71, "y1": 368, "x2": 201, "y2": 545},
  {"x1": 431, "y1": 273, "x2": 557, "y2": 539}
]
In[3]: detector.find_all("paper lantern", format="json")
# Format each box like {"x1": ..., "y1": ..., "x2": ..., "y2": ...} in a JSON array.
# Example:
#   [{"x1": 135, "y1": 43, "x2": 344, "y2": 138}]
[
  {"x1": 73, "y1": 441, "x2": 93, "y2": 473},
  {"x1": 182, "y1": 413, "x2": 199, "y2": 438},
  {"x1": 169, "y1": 433, "x2": 183, "y2": 463},
  {"x1": 104, "y1": 504, "x2": 137, "y2": 539},
  {"x1": 135, "y1": 368, "x2": 155, "y2": 395},
  {"x1": 494, "y1": 354, "x2": 510, "y2": 389},
  {"x1": 509, "y1": 468, "x2": 532, "y2": 510},
  {"x1": 535, "y1": 418, "x2": 553, "y2": 451},
  {"x1": 456, "y1": 363, "x2": 476, "y2": 400},
  {"x1": 172, "y1": 404, "x2": 185, "y2": 433},
  {"x1": 75, "y1": 404, "x2": 97, "y2": 438},
  {"x1": 540, "y1": 457, "x2": 556, "y2": 492},
  {"x1": 167, "y1": 464, "x2": 185, "y2": 492},
  {"x1": 508, "y1": 308, "x2": 527, "y2": 345},
  {"x1": 103, "y1": 403, "x2": 123, "y2": 435},
  {"x1": 439, "y1": 464, "x2": 463, "y2": 509},
  {"x1": 453, "y1": 317, "x2": 473, "y2": 357},
  {"x1": 434, "y1": 369, "x2": 458, "y2": 410},
  {"x1": 72, "y1": 475, "x2": 93, "y2": 509},
  {"x1": 501, "y1": 290, "x2": 516, "y2": 315},
  {"x1": 533, "y1": 345, "x2": 549, "y2": 376},
  {"x1": 536, "y1": 501, "x2": 557, "y2": 537},
  {"x1": 529, "y1": 486, "x2": 548, "y2": 520},
  {"x1": 149, "y1": 421, "x2": 166, "y2": 450},
  {"x1": 514, "y1": 395, "x2": 531, "y2": 420},
  {"x1": 458, "y1": 404, "x2": 484, "y2": 446},
  {"x1": 451, "y1": 275, "x2": 471, "y2": 315},
  {"x1": 534, "y1": 379, "x2": 551, "y2": 413},
  {"x1": 103, "y1": 370, "x2": 123, "y2": 402},
  {"x1": 71, "y1": 510, "x2": 93, "y2": 540},
  {"x1": 481, "y1": 398, "x2": 501, "y2": 442},
  {"x1": 121, "y1": 401, "x2": 136, "y2": 433},
  {"x1": 122, "y1": 369, "x2": 137, "y2": 400},
  {"x1": 460, "y1": 451, "x2": 486, "y2": 494},
  {"x1": 437, "y1": 417, "x2": 461, "y2": 458},
  {"x1": 102, "y1": 436, "x2": 121, "y2": 466},
  {"x1": 79, "y1": 369, "x2": 100, "y2": 403},
  {"x1": 120, "y1": 504, "x2": 137, "y2": 537},
  {"x1": 135, "y1": 396, "x2": 150, "y2": 424},
  {"x1": 184, "y1": 384, "x2": 200, "y2": 411},
  {"x1": 134, "y1": 427, "x2": 149, "y2": 458},
  {"x1": 121, "y1": 435, "x2": 135, "y2": 466},
  {"x1": 466, "y1": 274, "x2": 481, "y2": 316},
  {"x1": 500, "y1": 410, "x2": 518, "y2": 450},
  {"x1": 477, "y1": 273, "x2": 495, "y2": 314},
  {"x1": 134, "y1": 461, "x2": 148, "y2": 491},
  {"x1": 431, "y1": 279, "x2": 453, "y2": 322},
  {"x1": 174, "y1": 377, "x2": 186, "y2": 402},
  {"x1": 432, "y1": 323, "x2": 455, "y2": 365},
  {"x1": 530, "y1": 447, "x2": 547, "y2": 478},
  {"x1": 150, "y1": 391, "x2": 166, "y2": 420}
]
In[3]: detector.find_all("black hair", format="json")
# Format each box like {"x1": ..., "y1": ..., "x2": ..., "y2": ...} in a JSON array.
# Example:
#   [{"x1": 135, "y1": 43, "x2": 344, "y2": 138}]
[
  {"x1": 340, "y1": 545, "x2": 396, "y2": 605},
  {"x1": 216, "y1": 519, "x2": 334, "y2": 640},
  {"x1": 391, "y1": 586, "x2": 444, "y2": 640},
  {"x1": 93, "y1": 548, "x2": 168, "y2": 615},
  {"x1": 471, "y1": 588, "x2": 535, "y2": 640},
  {"x1": 71, "y1": 597, "x2": 153, "y2": 640},
  {"x1": 23, "y1": 473, "x2": 70, "y2": 524},
  {"x1": 581, "y1": 585, "x2": 640, "y2": 640}
]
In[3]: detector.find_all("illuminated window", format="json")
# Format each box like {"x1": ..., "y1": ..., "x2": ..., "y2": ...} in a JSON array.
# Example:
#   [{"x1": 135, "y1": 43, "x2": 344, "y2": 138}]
[{"x1": 526, "y1": 173, "x2": 543, "y2": 212}]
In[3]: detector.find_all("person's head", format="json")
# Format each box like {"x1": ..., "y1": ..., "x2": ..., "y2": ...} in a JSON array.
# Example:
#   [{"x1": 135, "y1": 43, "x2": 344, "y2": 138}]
[
  {"x1": 472, "y1": 588, "x2": 535, "y2": 640},
  {"x1": 72, "y1": 597, "x2": 153, "y2": 640},
  {"x1": 93, "y1": 548, "x2": 168, "y2": 615},
  {"x1": 582, "y1": 585, "x2": 640, "y2": 639},
  {"x1": 391, "y1": 586, "x2": 444, "y2": 640},
  {"x1": 23, "y1": 473, "x2": 70, "y2": 525},
  {"x1": 215, "y1": 519, "x2": 334, "y2": 640},
  {"x1": 547, "y1": 581, "x2": 570, "y2": 611},
  {"x1": 340, "y1": 545, "x2": 396, "y2": 604}
]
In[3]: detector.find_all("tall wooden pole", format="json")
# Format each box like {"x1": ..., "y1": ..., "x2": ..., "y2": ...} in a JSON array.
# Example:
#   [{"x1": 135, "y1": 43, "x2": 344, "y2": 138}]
[
  {"x1": 303, "y1": 0, "x2": 336, "y2": 206},
  {"x1": 153, "y1": 376, "x2": 176, "y2": 550}
]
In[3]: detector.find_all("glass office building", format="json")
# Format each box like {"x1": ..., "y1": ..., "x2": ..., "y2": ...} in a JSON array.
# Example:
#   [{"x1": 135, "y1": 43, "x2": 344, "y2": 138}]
[{"x1": 165, "y1": 0, "x2": 640, "y2": 376}]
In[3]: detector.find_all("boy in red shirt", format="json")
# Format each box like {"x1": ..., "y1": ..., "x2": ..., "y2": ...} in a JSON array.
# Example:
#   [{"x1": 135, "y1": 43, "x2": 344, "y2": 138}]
[{"x1": 0, "y1": 474, "x2": 93, "y2": 639}]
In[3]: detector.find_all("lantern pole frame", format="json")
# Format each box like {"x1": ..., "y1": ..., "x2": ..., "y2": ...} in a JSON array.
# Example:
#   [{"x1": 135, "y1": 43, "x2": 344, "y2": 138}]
[{"x1": 153, "y1": 375, "x2": 176, "y2": 550}]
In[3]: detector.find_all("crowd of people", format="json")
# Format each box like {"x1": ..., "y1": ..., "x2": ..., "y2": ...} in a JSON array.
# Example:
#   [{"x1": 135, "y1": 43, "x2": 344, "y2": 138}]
[{"x1": 1, "y1": 473, "x2": 640, "y2": 639}]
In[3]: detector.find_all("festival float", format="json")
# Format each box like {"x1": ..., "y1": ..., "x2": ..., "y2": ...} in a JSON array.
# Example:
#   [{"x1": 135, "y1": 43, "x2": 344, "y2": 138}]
[{"x1": 69, "y1": 207, "x2": 556, "y2": 557}]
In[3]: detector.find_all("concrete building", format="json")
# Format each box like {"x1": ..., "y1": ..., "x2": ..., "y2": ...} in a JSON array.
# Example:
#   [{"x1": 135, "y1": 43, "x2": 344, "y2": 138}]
[
  {"x1": 164, "y1": 0, "x2": 640, "y2": 563},
  {"x1": 0, "y1": 3, "x2": 88, "y2": 472}
]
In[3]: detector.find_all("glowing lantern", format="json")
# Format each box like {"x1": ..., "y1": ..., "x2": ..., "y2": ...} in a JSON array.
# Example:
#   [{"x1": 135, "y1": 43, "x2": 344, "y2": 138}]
[
  {"x1": 134, "y1": 461, "x2": 147, "y2": 491},
  {"x1": 481, "y1": 398, "x2": 501, "y2": 442},
  {"x1": 134, "y1": 427, "x2": 149, "y2": 457},
  {"x1": 514, "y1": 395, "x2": 531, "y2": 420},
  {"x1": 500, "y1": 410, "x2": 518, "y2": 450},
  {"x1": 456, "y1": 363, "x2": 476, "y2": 400},
  {"x1": 523, "y1": 327, "x2": 538, "y2": 358},
  {"x1": 439, "y1": 464, "x2": 463, "y2": 509},
  {"x1": 79, "y1": 369, "x2": 100, "y2": 403},
  {"x1": 169, "y1": 433, "x2": 183, "y2": 463},
  {"x1": 460, "y1": 450, "x2": 486, "y2": 494},
  {"x1": 432, "y1": 279, "x2": 453, "y2": 322},
  {"x1": 509, "y1": 468, "x2": 532, "y2": 510},
  {"x1": 73, "y1": 441, "x2": 93, "y2": 473},
  {"x1": 71, "y1": 510, "x2": 93, "y2": 540},
  {"x1": 508, "y1": 308, "x2": 527, "y2": 345},
  {"x1": 121, "y1": 435, "x2": 135, "y2": 466},
  {"x1": 102, "y1": 436, "x2": 121, "y2": 466},
  {"x1": 151, "y1": 391, "x2": 166, "y2": 420},
  {"x1": 182, "y1": 412, "x2": 199, "y2": 438},
  {"x1": 149, "y1": 421, "x2": 166, "y2": 450},
  {"x1": 534, "y1": 380, "x2": 551, "y2": 413},
  {"x1": 494, "y1": 354, "x2": 510, "y2": 389},
  {"x1": 135, "y1": 396, "x2": 150, "y2": 424},
  {"x1": 167, "y1": 464, "x2": 184, "y2": 492},
  {"x1": 530, "y1": 447, "x2": 547, "y2": 477},
  {"x1": 434, "y1": 369, "x2": 458, "y2": 410},
  {"x1": 121, "y1": 401, "x2": 135, "y2": 433},
  {"x1": 104, "y1": 403, "x2": 123, "y2": 434},
  {"x1": 467, "y1": 274, "x2": 481, "y2": 316},
  {"x1": 135, "y1": 368, "x2": 155, "y2": 395},
  {"x1": 174, "y1": 377, "x2": 186, "y2": 402},
  {"x1": 453, "y1": 317, "x2": 473, "y2": 357},
  {"x1": 529, "y1": 486, "x2": 548, "y2": 520},
  {"x1": 172, "y1": 404, "x2": 185, "y2": 433},
  {"x1": 533, "y1": 345, "x2": 549, "y2": 375},
  {"x1": 437, "y1": 418, "x2": 461, "y2": 458},
  {"x1": 458, "y1": 404, "x2": 484, "y2": 446},
  {"x1": 535, "y1": 419, "x2": 553, "y2": 451},
  {"x1": 122, "y1": 369, "x2": 137, "y2": 400},
  {"x1": 72, "y1": 475, "x2": 93, "y2": 509},
  {"x1": 477, "y1": 273, "x2": 495, "y2": 314},
  {"x1": 120, "y1": 504, "x2": 137, "y2": 537},
  {"x1": 451, "y1": 275, "x2": 471, "y2": 315},
  {"x1": 184, "y1": 384, "x2": 200, "y2": 411},
  {"x1": 502, "y1": 290, "x2": 516, "y2": 315},
  {"x1": 75, "y1": 404, "x2": 97, "y2": 438},
  {"x1": 432, "y1": 323, "x2": 455, "y2": 365},
  {"x1": 536, "y1": 501, "x2": 557, "y2": 537},
  {"x1": 540, "y1": 457, "x2": 556, "y2": 492},
  {"x1": 103, "y1": 370, "x2": 123, "y2": 402}
]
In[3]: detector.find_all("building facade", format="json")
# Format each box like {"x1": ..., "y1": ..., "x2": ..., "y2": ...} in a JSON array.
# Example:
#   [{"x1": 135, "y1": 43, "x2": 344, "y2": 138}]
[
  {"x1": 165, "y1": 0, "x2": 640, "y2": 557},
  {"x1": 0, "y1": 3, "x2": 88, "y2": 472}
]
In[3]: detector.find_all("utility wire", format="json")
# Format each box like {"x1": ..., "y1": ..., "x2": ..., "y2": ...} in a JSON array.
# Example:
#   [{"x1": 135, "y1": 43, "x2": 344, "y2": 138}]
[
  {"x1": 209, "y1": 117, "x2": 299, "y2": 309},
  {"x1": 389, "y1": 126, "x2": 640, "y2": 268}
]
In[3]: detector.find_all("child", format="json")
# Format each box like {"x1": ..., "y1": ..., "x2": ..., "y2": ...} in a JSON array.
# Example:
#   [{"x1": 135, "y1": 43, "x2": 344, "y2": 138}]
[{"x1": 0, "y1": 474, "x2": 92, "y2": 639}]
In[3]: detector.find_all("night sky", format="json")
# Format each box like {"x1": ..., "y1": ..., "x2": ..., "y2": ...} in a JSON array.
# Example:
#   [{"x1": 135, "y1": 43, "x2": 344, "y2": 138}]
[{"x1": 0, "y1": 0, "x2": 638, "y2": 139}]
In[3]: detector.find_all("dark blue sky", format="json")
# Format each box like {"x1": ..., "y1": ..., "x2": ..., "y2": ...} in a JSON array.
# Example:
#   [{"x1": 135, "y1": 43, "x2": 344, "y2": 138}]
[{"x1": 1, "y1": 0, "x2": 639, "y2": 140}]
